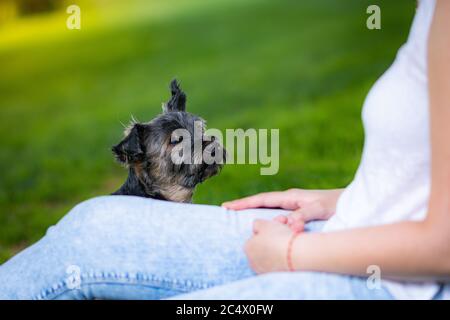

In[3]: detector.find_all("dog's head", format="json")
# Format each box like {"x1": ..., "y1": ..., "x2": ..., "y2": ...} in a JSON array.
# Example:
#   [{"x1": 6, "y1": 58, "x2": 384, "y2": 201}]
[{"x1": 112, "y1": 80, "x2": 226, "y2": 202}]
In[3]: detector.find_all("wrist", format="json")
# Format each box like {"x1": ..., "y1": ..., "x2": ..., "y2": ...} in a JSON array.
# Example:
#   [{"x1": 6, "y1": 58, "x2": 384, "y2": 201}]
[
  {"x1": 286, "y1": 232, "x2": 301, "y2": 271},
  {"x1": 323, "y1": 189, "x2": 344, "y2": 217},
  {"x1": 289, "y1": 232, "x2": 319, "y2": 271}
]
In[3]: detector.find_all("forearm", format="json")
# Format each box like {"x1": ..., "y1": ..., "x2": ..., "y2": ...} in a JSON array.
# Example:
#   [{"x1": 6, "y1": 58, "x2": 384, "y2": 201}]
[
  {"x1": 292, "y1": 219, "x2": 450, "y2": 281},
  {"x1": 289, "y1": 0, "x2": 450, "y2": 282}
]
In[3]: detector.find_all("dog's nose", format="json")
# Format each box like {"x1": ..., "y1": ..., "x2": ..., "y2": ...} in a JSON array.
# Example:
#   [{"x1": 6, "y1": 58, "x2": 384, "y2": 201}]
[{"x1": 201, "y1": 138, "x2": 226, "y2": 164}]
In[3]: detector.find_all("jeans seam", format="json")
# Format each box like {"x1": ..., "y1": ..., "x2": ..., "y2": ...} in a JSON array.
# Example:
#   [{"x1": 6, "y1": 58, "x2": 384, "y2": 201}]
[{"x1": 33, "y1": 271, "x2": 215, "y2": 300}]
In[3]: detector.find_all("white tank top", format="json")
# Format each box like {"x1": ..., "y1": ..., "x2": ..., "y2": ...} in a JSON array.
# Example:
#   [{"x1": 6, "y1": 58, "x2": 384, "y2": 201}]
[{"x1": 322, "y1": 0, "x2": 445, "y2": 299}]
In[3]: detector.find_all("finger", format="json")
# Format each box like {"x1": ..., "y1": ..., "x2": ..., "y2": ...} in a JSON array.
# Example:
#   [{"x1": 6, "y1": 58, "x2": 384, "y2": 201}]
[
  {"x1": 222, "y1": 193, "x2": 275, "y2": 210},
  {"x1": 222, "y1": 191, "x2": 297, "y2": 210},
  {"x1": 273, "y1": 215, "x2": 288, "y2": 224},
  {"x1": 286, "y1": 215, "x2": 294, "y2": 226},
  {"x1": 291, "y1": 203, "x2": 325, "y2": 222}
]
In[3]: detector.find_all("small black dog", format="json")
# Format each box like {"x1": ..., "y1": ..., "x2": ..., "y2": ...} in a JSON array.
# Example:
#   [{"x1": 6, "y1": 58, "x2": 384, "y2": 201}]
[{"x1": 112, "y1": 80, "x2": 225, "y2": 202}]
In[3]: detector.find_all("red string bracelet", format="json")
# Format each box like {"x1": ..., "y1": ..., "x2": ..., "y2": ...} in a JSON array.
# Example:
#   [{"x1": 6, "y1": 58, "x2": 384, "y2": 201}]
[{"x1": 287, "y1": 232, "x2": 301, "y2": 272}]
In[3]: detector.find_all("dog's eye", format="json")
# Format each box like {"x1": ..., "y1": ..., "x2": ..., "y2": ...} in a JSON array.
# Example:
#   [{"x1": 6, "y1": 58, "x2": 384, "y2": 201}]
[{"x1": 170, "y1": 136, "x2": 183, "y2": 145}]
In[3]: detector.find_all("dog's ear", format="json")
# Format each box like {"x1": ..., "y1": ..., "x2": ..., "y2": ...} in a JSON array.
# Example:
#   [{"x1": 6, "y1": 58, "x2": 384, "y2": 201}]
[
  {"x1": 163, "y1": 79, "x2": 186, "y2": 113},
  {"x1": 112, "y1": 124, "x2": 145, "y2": 165}
]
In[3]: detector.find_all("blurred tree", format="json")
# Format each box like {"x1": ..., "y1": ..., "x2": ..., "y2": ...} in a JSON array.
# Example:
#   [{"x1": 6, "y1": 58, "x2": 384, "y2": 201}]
[
  {"x1": 0, "y1": 0, "x2": 18, "y2": 23},
  {"x1": 0, "y1": 0, "x2": 67, "y2": 24},
  {"x1": 15, "y1": 0, "x2": 63, "y2": 15}
]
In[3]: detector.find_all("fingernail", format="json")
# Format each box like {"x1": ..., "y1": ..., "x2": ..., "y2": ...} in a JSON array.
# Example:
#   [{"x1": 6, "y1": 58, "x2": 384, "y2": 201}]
[{"x1": 221, "y1": 202, "x2": 232, "y2": 208}]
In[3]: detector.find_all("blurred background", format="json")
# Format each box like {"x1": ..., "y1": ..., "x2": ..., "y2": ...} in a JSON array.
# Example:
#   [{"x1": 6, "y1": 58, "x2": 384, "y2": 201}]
[{"x1": 0, "y1": 0, "x2": 415, "y2": 263}]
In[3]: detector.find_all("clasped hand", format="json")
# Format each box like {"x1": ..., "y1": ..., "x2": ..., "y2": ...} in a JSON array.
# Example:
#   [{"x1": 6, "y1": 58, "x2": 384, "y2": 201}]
[{"x1": 222, "y1": 189, "x2": 340, "y2": 273}]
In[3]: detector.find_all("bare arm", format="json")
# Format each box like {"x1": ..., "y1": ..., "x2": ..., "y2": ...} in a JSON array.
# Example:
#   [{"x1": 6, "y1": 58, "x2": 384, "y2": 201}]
[
  {"x1": 290, "y1": 0, "x2": 450, "y2": 280},
  {"x1": 245, "y1": 0, "x2": 450, "y2": 281}
]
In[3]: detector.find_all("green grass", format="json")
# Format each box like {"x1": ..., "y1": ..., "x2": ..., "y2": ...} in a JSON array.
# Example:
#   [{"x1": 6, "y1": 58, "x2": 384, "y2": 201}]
[{"x1": 0, "y1": 0, "x2": 415, "y2": 263}]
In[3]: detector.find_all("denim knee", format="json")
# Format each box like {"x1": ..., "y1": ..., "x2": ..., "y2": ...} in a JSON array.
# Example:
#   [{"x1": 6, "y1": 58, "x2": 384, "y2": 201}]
[{"x1": 53, "y1": 196, "x2": 153, "y2": 234}]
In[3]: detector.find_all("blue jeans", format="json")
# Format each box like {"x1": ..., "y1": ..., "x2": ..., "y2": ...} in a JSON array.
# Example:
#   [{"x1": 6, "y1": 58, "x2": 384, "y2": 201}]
[{"x1": 0, "y1": 196, "x2": 393, "y2": 300}]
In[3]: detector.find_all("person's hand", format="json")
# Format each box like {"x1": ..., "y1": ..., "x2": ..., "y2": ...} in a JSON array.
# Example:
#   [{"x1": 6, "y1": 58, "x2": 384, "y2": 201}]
[
  {"x1": 245, "y1": 219, "x2": 300, "y2": 274},
  {"x1": 222, "y1": 188, "x2": 342, "y2": 223}
]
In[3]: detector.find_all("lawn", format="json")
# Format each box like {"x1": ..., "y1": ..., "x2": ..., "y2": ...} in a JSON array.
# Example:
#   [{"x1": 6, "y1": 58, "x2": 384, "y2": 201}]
[{"x1": 0, "y1": 0, "x2": 415, "y2": 263}]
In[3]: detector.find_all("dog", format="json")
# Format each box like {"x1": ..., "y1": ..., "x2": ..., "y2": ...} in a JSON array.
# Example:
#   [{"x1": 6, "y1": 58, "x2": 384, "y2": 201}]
[{"x1": 111, "y1": 79, "x2": 226, "y2": 202}]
